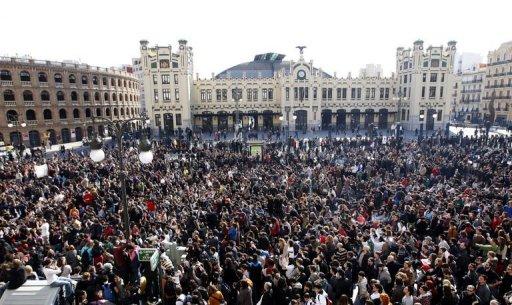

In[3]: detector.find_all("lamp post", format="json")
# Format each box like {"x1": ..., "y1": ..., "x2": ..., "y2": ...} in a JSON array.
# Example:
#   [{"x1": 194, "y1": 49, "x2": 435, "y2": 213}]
[
  {"x1": 232, "y1": 88, "x2": 242, "y2": 140},
  {"x1": 394, "y1": 91, "x2": 403, "y2": 124},
  {"x1": 89, "y1": 115, "x2": 153, "y2": 239},
  {"x1": 419, "y1": 113, "x2": 425, "y2": 138}
]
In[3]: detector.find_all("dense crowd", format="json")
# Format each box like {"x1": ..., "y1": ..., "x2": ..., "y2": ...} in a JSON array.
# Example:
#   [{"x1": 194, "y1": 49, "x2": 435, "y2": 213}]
[{"x1": 0, "y1": 132, "x2": 511, "y2": 305}]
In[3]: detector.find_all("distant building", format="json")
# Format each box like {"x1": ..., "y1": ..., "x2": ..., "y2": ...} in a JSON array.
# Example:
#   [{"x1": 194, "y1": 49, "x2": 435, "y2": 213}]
[
  {"x1": 359, "y1": 64, "x2": 383, "y2": 78},
  {"x1": 132, "y1": 58, "x2": 145, "y2": 111},
  {"x1": 482, "y1": 41, "x2": 512, "y2": 125},
  {"x1": 455, "y1": 52, "x2": 483, "y2": 73},
  {"x1": 455, "y1": 64, "x2": 486, "y2": 123}
]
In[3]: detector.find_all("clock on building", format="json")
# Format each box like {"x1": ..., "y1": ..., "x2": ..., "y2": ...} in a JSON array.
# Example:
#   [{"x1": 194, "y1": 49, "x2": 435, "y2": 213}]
[{"x1": 297, "y1": 69, "x2": 306, "y2": 80}]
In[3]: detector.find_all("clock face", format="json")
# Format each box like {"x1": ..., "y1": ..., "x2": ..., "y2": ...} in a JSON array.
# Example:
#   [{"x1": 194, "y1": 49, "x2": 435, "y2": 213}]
[{"x1": 297, "y1": 70, "x2": 306, "y2": 80}]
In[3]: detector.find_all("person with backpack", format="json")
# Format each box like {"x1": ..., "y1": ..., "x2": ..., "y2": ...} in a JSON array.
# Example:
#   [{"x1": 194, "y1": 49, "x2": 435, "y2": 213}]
[{"x1": 314, "y1": 281, "x2": 331, "y2": 305}]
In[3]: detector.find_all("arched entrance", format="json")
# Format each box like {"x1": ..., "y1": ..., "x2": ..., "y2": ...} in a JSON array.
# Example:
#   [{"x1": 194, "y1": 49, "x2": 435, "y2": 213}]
[
  {"x1": 61, "y1": 128, "x2": 71, "y2": 143},
  {"x1": 28, "y1": 130, "x2": 41, "y2": 147},
  {"x1": 350, "y1": 109, "x2": 360, "y2": 130},
  {"x1": 364, "y1": 109, "x2": 375, "y2": 129},
  {"x1": 75, "y1": 127, "x2": 83, "y2": 141},
  {"x1": 426, "y1": 109, "x2": 436, "y2": 131},
  {"x1": 321, "y1": 109, "x2": 332, "y2": 130},
  {"x1": 336, "y1": 110, "x2": 346, "y2": 130},
  {"x1": 218, "y1": 112, "x2": 228, "y2": 131},
  {"x1": 9, "y1": 131, "x2": 21, "y2": 146},
  {"x1": 46, "y1": 129, "x2": 57, "y2": 145},
  {"x1": 263, "y1": 110, "x2": 274, "y2": 130},
  {"x1": 163, "y1": 113, "x2": 174, "y2": 136},
  {"x1": 295, "y1": 110, "x2": 307, "y2": 132},
  {"x1": 201, "y1": 113, "x2": 213, "y2": 133},
  {"x1": 378, "y1": 109, "x2": 388, "y2": 130},
  {"x1": 248, "y1": 111, "x2": 259, "y2": 131}
]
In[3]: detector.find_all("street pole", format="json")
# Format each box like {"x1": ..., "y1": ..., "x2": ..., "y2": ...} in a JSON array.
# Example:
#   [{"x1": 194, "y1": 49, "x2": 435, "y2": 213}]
[{"x1": 233, "y1": 88, "x2": 240, "y2": 140}]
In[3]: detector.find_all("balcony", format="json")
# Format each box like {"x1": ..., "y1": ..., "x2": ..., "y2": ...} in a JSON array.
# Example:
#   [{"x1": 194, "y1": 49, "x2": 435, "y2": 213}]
[
  {"x1": 485, "y1": 84, "x2": 512, "y2": 89},
  {"x1": 58, "y1": 101, "x2": 66, "y2": 106},
  {"x1": 461, "y1": 89, "x2": 481, "y2": 93},
  {"x1": 0, "y1": 80, "x2": 13, "y2": 86},
  {"x1": 93, "y1": 85, "x2": 99, "y2": 90},
  {"x1": 4, "y1": 100, "x2": 16, "y2": 106},
  {"x1": 461, "y1": 79, "x2": 483, "y2": 84},
  {"x1": 27, "y1": 120, "x2": 38, "y2": 126},
  {"x1": 55, "y1": 82, "x2": 63, "y2": 88},
  {"x1": 21, "y1": 81, "x2": 31, "y2": 87},
  {"x1": 42, "y1": 100, "x2": 51, "y2": 106},
  {"x1": 39, "y1": 82, "x2": 48, "y2": 88},
  {"x1": 24, "y1": 101, "x2": 35, "y2": 106},
  {"x1": 44, "y1": 119, "x2": 53, "y2": 125},
  {"x1": 71, "y1": 101, "x2": 78, "y2": 106},
  {"x1": 488, "y1": 59, "x2": 512, "y2": 66},
  {"x1": 69, "y1": 84, "x2": 77, "y2": 89},
  {"x1": 60, "y1": 119, "x2": 68, "y2": 124}
]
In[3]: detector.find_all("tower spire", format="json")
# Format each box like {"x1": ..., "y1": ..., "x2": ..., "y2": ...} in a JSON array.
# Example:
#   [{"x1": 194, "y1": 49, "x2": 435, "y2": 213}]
[{"x1": 296, "y1": 45, "x2": 306, "y2": 60}]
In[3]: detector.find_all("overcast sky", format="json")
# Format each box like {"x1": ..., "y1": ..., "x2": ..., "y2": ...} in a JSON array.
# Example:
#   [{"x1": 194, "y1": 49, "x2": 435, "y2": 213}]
[{"x1": 3, "y1": 0, "x2": 511, "y2": 78}]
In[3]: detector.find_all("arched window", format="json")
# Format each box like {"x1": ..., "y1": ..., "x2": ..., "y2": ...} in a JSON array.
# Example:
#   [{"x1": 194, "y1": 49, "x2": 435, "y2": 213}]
[
  {"x1": 102, "y1": 77, "x2": 107, "y2": 86},
  {"x1": 92, "y1": 76, "x2": 98, "y2": 85},
  {"x1": 123, "y1": 80, "x2": 127, "y2": 87},
  {"x1": 6, "y1": 110, "x2": 18, "y2": 122},
  {"x1": 125, "y1": 94, "x2": 128, "y2": 101},
  {"x1": 3, "y1": 90, "x2": 15, "y2": 101},
  {"x1": 38, "y1": 72, "x2": 48, "y2": 82},
  {"x1": 40, "y1": 90, "x2": 50, "y2": 101},
  {"x1": 43, "y1": 109, "x2": 52, "y2": 120},
  {"x1": 119, "y1": 94, "x2": 123, "y2": 102},
  {"x1": 56, "y1": 91, "x2": 65, "y2": 101},
  {"x1": 113, "y1": 108, "x2": 118, "y2": 116},
  {"x1": 26, "y1": 109, "x2": 37, "y2": 121},
  {"x1": 96, "y1": 108, "x2": 101, "y2": 117},
  {"x1": 0, "y1": 70, "x2": 12, "y2": 81},
  {"x1": 73, "y1": 109, "x2": 80, "y2": 118},
  {"x1": 104, "y1": 93, "x2": 109, "y2": 101},
  {"x1": 20, "y1": 71, "x2": 30, "y2": 82},
  {"x1": 23, "y1": 90, "x2": 33, "y2": 101},
  {"x1": 118, "y1": 79, "x2": 121, "y2": 87},
  {"x1": 85, "y1": 108, "x2": 91, "y2": 117},
  {"x1": 111, "y1": 78, "x2": 115, "y2": 86},
  {"x1": 59, "y1": 109, "x2": 67, "y2": 119},
  {"x1": 83, "y1": 92, "x2": 90, "y2": 101},
  {"x1": 112, "y1": 93, "x2": 117, "y2": 101},
  {"x1": 105, "y1": 108, "x2": 111, "y2": 116},
  {"x1": 54, "y1": 73, "x2": 63, "y2": 83},
  {"x1": 131, "y1": 108, "x2": 135, "y2": 116},
  {"x1": 120, "y1": 108, "x2": 125, "y2": 116},
  {"x1": 94, "y1": 92, "x2": 100, "y2": 101},
  {"x1": 71, "y1": 91, "x2": 78, "y2": 101},
  {"x1": 81, "y1": 75, "x2": 88, "y2": 85},
  {"x1": 69, "y1": 74, "x2": 76, "y2": 84},
  {"x1": 129, "y1": 94, "x2": 133, "y2": 102},
  {"x1": 125, "y1": 107, "x2": 129, "y2": 116}
]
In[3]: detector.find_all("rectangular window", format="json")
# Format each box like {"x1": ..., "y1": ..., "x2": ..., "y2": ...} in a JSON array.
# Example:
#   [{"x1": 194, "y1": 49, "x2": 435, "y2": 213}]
[
  {"x1": 441, "y1": 73, "x2": 445, "y2": 82},
  {"x1": 342, "y1": 88, "x2": 347, "y2": 99},
  {"x1": 175, "y1": 113, "x2": 182, "y2": 125},
  {"x1": 161, "y1": 74, "x2": 170, "y2": 84},
  {"x1": 174, "y1": 89, "x2": 179, "y2": 101},
  {"x1": 163, "y1": 89, "x2": 171, "y2": 101},
  {"x1": 262, "y1": 89, "x2": 268, "y2": 101},
  {"x1": 154, "y1": 89, "x2": 159, "y2": 101},
  {"x1": 222, "y1": 89, "x2": 227, "y2": 101},
  {"x1": 313, "y1": 87, "x2": 317, "y2": 99},
  {"x1": 431, "y1": 59, "x2": 440, "y2": 67},
  {"x1": 207, "y1": 89, "x2": 212, "y2": 102},
  {"x1": 322, "y1": 88, "x2": 327, "y2": 100},
  {"x1": 371, "y1": 88, "x2": 375, "y2": 99},
  {"x1": 437, "y1": 110, "x2": 442, "y2": 121},
  {"x1": 336, "y1": 88, "x2": 342, "y2": 100},
  {"x1": 422, "y1": 73, "x2": 427, "y2": 82},
  {"x1": 216, "y1": 89, "x2": 221, "y2": 101},
  {"x1": 385, "y1": 88, "x2": 389, "y2": 99},
  {"x1": 327, "y1": 88, "x2": 332, "y2": 99},
  {"x1": 268, "y1": 88, "x2": 273, "y2": 100},
  {"x1": 403, "y1": 75, "x2": 408, "y2": 84},
  {"x1": 419, "y1": 110, "x2": 425, "y2": 121},
  {"x1": 351, "y1": 88, "x2": 356, "y2": 99},
  {"x1": 153, "y1": 75, "x2": 158, "y2": 84},
  {"x1": 200, "y1": 89, "x2": 206, "y2": 102},
  {"x1": 151, "y1": 62, "x2": 157, "y2": 69},
  {"x1": 440, "y1": 86, "x2": 444, "y2": 98},
  {"x1": 365, "y1": 88, "x2": 370, "y2": 99},
  {"x1": 252, "y1": 89, "x2": 258, "y2": 101},
  {"x1": 247, "y1": 89, "x2": 252, "y2": 101},
  {"x1": 304, "y1": 87, "x2": 309, "y2": 99},
  {"x1": 285, "y1": 87, "x2": 289, "y2": 101},
  {"x1": 294, "y1": 87, "x2": 298, "y2": 100},
  {"x1": 429, "y1": 86, "x2": 436, "y2": 98},
  {"x1": 357, "y1": 88, "x2": 362, "y2": 99},
  {"x1": 421, "y1": 86, "x2": 425, "y2": 98},
  {"x1": 155, "y1": 114, "x2": 161, "y2": 126},
  {"x1": 403, "y1": 87, "x2": 407, "y2": 97},
  {"x1": 379, "y1": 88, "x2": 384, "y2": 99},
  {"x1": 174, "y1": 74, "x2": 178, "y2": 84},
  {"x1": 430, "y1": 73, "x2": 437, "y2": 82}
]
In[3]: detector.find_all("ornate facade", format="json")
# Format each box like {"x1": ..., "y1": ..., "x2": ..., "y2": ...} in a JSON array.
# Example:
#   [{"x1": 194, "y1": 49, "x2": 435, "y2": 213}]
[
  {"x1": 141, "y1": 40, "x2": 457, "y2": 134},
  {"x1": 0, "y1": 57, "x2": 141, "y2": 146}
]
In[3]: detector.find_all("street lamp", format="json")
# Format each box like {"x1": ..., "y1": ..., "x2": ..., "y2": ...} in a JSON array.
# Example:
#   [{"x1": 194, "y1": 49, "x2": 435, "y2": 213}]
[{"x1": 88, "y1": 114, "x2": 153, "y2": 239}]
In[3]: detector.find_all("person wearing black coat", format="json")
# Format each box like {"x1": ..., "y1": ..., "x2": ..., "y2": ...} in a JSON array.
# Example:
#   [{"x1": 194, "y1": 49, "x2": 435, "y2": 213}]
[{"x1": 6, "y1": 260, "x2": 26, "y2": 290}]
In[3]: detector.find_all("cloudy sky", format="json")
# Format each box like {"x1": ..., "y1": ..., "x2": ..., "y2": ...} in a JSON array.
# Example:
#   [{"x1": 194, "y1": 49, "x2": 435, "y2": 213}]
[{"x1": 3, "y1": 0, "x2": 511, "y2": 77}]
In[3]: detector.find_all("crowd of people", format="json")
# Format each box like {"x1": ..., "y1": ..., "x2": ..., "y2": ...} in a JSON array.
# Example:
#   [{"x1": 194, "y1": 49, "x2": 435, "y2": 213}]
[{"x1": 0, "y1": 131, "x2": 511, "y2": 305}]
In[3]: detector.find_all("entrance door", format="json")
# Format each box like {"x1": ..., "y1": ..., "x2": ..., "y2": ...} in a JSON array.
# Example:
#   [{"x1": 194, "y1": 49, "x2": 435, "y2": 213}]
[
  {"x1": 295, "y1": 110, "x2": 308, "y2": 132},
  {"x1": 202, "y1": 116, "x2": 213, "y2": 133},
  {"x1": 336, "y1": 110, "x2": 346, "y2": 130},
  {"x1": 163, "y1": 113, "x2": 174, "y2": 136},
  {"x1": 321, "y1": 110, "x2": 332, "y2": 130}
]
